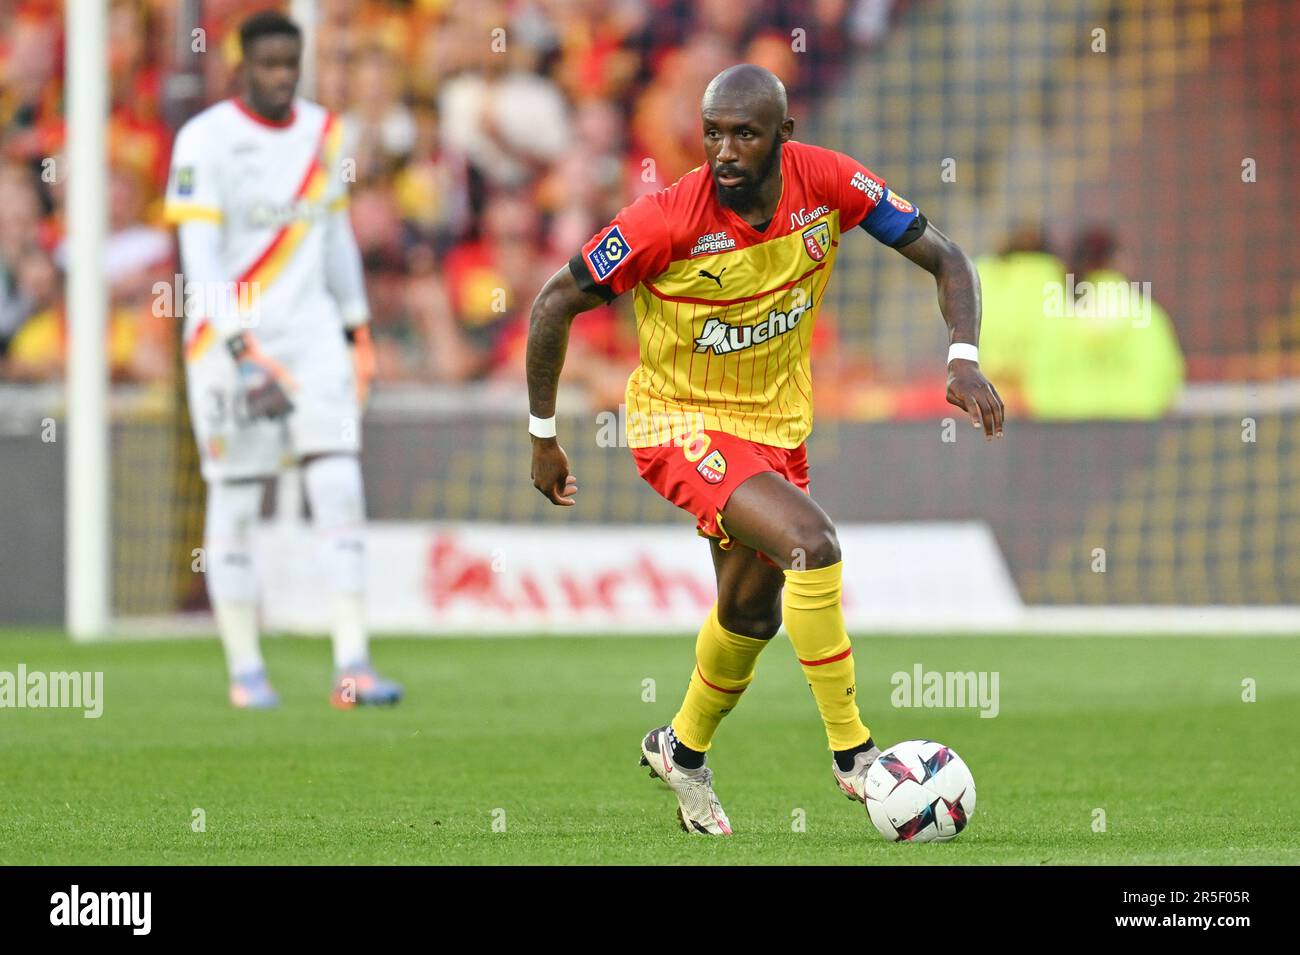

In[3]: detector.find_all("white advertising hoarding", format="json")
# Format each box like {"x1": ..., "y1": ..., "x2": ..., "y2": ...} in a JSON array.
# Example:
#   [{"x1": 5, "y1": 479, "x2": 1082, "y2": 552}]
[{"x1": 256, "y1": 521, "x2": 1023, "y2": 635}]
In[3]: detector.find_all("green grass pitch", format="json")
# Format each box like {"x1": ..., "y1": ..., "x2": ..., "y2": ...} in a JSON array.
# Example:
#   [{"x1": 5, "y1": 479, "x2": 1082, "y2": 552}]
[{"x1": 1, "y1": 629, "x2": 1297, "y2": 865}]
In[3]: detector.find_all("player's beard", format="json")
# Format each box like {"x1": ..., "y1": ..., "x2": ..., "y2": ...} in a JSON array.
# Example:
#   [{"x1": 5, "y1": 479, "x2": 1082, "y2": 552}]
[{"x1": 714, "y1": 139, "x2": 782, "y2": 212}]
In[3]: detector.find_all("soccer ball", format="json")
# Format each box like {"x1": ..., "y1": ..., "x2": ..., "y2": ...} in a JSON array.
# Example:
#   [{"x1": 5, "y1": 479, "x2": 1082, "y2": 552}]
[{"x1": 864, "y1": 739, "x2": 976, "y2": 843}]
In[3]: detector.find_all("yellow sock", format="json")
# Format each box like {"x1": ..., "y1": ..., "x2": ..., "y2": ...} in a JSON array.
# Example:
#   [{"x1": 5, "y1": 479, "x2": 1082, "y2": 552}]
[
  {"x1": 782, "y1": 561, "x2": 871, "y2": 751},
  {"x1": 670, "y1": 605, "x2": 770, "y2": 752}
]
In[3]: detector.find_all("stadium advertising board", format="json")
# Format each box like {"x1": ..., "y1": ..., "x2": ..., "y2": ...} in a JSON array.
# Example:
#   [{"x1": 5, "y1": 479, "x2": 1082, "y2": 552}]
[{"x1": 255, "y1": 522, "x2": 1021, "y2": 634}]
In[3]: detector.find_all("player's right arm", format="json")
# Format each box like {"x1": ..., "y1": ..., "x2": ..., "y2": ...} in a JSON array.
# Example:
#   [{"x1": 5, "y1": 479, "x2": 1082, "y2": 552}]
[
  {"x1": 165, "y1": 117, "x2": 295, "y2": 420},
  {"x1": 525, "y1": 266, "x2": 607, "y2": 506},
  {"x1": 526, "y1": 195, "x2": 673, "y2": 506}
]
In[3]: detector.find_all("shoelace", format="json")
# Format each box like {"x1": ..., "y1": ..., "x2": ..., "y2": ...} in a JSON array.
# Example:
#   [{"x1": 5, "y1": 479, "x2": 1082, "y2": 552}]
[{"x1": 678, "y1": 767, "x2": 727, "y2": 820}]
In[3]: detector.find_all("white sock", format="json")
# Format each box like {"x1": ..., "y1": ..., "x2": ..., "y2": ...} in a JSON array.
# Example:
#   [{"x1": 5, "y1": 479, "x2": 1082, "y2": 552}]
[
  {"x1": 330, "y1": 593, "x2": 368, "y2": 671},
  {"x1": 213, "y1": 601, "x2": 261, "y2": 678},
  {"x1": 302, "y1": 455, "x2": 370, "y2": 671},
  {"x1": 204, "y1": 480, "x2": 265, "y2": 678}
]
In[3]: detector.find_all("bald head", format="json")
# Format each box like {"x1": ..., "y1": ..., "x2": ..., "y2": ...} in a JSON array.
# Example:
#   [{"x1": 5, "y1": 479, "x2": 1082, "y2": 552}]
[
  {"x1": 700, "y1": 64, "x2": 793, "y2": 213},
  {"x1": 702, "y1": 64, "x2": 788, "y2": 126}
]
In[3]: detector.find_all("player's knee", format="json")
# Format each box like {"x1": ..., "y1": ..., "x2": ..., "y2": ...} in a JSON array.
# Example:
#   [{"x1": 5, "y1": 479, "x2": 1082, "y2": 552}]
[
  {"x1": 204, "y1": 480, "x2": 264, "y2": 604},
  {"x1": 205, "y1": 479, "x2": 264, "y2": 540},
  {"x1": 716, "y1": 601, "x2": 782, "y2": 640},
  {"x1": 794, "y1": 523, "x2": 841, "y2": 569},
  {"x1": 302, "y1": 455, "x2": 366, "y2": 530}
]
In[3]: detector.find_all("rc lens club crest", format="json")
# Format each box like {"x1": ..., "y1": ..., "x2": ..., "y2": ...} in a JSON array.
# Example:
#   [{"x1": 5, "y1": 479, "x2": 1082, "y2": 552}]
[{"x1": 802, "y1": 221, "x2": 831, "y2": 261}]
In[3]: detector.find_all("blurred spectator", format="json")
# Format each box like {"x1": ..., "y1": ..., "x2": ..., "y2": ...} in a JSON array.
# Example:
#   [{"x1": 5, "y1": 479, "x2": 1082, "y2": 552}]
[
  {"x1": 390, "y1": 100, "x2": 472, "y2": 258},
  {"x1": 0, "y1": 7, "x2": 62, "y2": 171},
  {"x1": 4, "y1": 282, "x2": 172, "y2": 384},
  {"x1": 539, "y1": 100, "x2": 628, "y2": 253},
  {"x1": 345, "y1": 44, "x2": 417, "y2": 183},
  {"x1": 365, "y1": 263, "x2": 461, "y2": 383},
  {"x1": 974, "y1": 224, "x2": 1066, "y2": 411},
  {"x1": 0, "y1": 0, "x2": 893, "y2": 405},
  {"x1": 0, "y1": 164, "x2": 47, "y2": 353},
  {"x1": 1023, "y1": 227, "x2": 1185, "y2": 419},
  {"x1": 545, "y1": 1, "x2": 643, "y2": 105},
  {"x1": 55, "y1": 165, "x2": 172, "y2": 309},
  {"x1": 107, "y1": 0, "x2": 170, "y2": 192},
  {"x1": 849, "y1": 0, "x2": 900, "y2": 48},
  {"x1": 439, "y1": 39, "x2": 570, "y2": 194},
  {"x1": 439, "y1": 190, "x2": 554, "y2": 381},
  {"x1": 631, "y1": 33, "x2": 731, "y2": 186},
  {"x1": 2, "y1": 248, "x2": 67, "y2": 380},
  {"x1": 8, "y1": 162, "x2": 172, "y2": 382}
]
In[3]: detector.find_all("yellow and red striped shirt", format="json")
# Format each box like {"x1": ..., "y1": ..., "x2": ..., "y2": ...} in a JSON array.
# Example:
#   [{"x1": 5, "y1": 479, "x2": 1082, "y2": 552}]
[{"x1": 575, "y1": 141, "x2": 921, "y2": 449}]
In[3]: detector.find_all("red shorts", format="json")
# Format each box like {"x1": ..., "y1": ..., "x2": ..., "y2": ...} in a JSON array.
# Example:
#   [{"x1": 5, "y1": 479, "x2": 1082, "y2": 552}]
[{"x1": 631, "y1": 430, "x2": 810, "y2": 557}]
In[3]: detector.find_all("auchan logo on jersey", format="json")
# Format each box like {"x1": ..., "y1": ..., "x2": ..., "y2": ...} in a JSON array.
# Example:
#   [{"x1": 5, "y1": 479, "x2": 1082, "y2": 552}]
[
  {"x1": 693, "y1": 304, "x2": 809, "y2": 354},
  {"x1": 246, "y1": 197, "x2": 328, "y2": 230}
]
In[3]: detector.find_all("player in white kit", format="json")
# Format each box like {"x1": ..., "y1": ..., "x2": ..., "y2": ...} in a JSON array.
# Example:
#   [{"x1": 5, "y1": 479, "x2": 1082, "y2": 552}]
[{"x1": 164, "y1": 11, "x2": 401, "y2": 709}]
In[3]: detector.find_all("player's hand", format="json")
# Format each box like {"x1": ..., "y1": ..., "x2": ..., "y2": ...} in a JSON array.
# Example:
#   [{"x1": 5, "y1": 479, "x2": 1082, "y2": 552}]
[
  {"x1": 946, "y1": 358, "x2": 1005, "y2": 439},
  {"x1": 530, "y1": 436, "x2": 578, "y2": 506},
  {"x1": 227, "y1": 332, "x2": 296, "y2": 420},
  {"x1": 347, "y1": 325, "x2": 376, "y2": 409}
]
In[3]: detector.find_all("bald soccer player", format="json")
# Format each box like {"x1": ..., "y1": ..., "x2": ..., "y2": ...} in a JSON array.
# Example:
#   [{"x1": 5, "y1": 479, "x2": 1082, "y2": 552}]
[{"x1": 525, "y1": 65, "x2": 1003, "y2": 834}]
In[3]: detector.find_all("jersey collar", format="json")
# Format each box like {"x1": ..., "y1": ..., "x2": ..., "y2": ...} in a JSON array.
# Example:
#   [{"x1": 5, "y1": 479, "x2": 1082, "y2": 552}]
[{"x1": 232, "y1": 96, "x2": 297, "y2": 129}]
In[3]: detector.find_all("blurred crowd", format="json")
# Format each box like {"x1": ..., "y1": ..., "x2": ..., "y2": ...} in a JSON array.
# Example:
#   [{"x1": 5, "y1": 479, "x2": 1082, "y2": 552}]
[
  {"x1": 976, "y1": 224, "x2": 1184, "y2": 420},
  {"x1": 0, "y1": 0, "x2": 900, "y2": 408},
  {"x1": 0, "y1": 0, "x2": 1182, "y2": 418},
  {"x1": 1, "y1": 0, "x2": 175, "y2": 382}
]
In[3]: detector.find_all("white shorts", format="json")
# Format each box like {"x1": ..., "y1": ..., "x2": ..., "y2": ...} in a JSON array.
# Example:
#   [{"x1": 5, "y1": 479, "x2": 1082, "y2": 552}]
[{"x1": 185, "y1": 326, "x2": 360, "y2": 482}]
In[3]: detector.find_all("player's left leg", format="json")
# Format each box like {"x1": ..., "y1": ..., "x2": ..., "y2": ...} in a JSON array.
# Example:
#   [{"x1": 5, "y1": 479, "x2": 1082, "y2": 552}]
[
  {"x1": 299, "y1": 451, "x2": 403, "y2": 708},
  {"x1": 282, "y1": 328, "x2": 399, "y2": 706},
  {"x1": 719, "y1": 472, "x2": 880, "y2": 801}
]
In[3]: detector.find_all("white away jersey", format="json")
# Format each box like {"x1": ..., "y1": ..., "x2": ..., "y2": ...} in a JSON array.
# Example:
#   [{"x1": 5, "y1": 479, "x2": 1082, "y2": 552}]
[{"x1": 164, "y1": 97, "x2": 351, "y2": 344}]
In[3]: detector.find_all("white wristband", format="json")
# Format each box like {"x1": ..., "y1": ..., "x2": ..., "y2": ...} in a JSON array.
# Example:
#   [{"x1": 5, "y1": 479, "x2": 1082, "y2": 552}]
[
  {"x1": 948, "y1": 343, "x2": 979, "y2": 365},
  {"x1": 528, "y1": 414, "x2": 557, "y2": 438}
]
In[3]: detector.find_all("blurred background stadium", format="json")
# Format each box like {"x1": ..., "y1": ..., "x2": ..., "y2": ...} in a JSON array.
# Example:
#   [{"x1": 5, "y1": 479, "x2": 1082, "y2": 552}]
[{"x1": 0, "y1": 0, "x2": 1296, "y2": 634}]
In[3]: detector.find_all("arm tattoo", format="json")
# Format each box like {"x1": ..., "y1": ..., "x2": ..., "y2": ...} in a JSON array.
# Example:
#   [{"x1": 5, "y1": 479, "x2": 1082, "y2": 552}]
[{"x1": 525, "y1": 266, "x2": 607, "y2": 417}]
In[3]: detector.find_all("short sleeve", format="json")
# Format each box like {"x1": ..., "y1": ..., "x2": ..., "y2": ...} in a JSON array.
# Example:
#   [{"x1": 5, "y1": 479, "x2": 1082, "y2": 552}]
[
  {"x1": 830, "y1": 151, "x2": 923, "y2": 247},
  {"x1": 830, "y1": 151, "x2": 887, "y2": 231},
  {"x1": 163, "y1": 120, "x2": 222, "y2": 225},
  {"x1": 570, "y1": 194, "x2": 673, "y2": 300}
]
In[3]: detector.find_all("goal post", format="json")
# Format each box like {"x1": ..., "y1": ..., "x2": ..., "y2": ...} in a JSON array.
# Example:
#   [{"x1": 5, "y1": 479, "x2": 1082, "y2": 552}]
[{"x1": 64, "y1": 0, "x2": 110, "y2": 641}]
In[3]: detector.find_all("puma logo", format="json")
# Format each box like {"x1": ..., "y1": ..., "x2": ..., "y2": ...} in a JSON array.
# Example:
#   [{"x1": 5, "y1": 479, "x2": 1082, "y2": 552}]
[{"x1": 698, "y1": 266, "x2": 727, "y2": 288}]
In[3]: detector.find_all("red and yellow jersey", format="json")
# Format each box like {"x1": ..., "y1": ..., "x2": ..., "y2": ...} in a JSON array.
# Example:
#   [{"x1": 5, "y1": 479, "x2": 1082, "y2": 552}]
[{"x1": 573, "y1": 140, "x2": 923, "y2": 448}]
